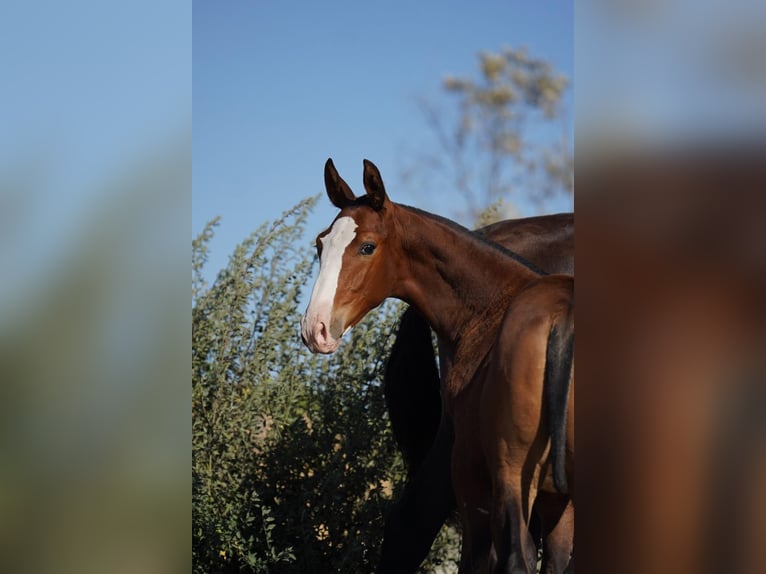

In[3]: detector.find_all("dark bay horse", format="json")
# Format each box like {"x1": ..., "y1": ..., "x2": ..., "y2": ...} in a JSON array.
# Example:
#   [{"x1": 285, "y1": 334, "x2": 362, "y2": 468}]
[
  {"x1": 382, "y1": 215, "x2": 574, "y2": 574},
  {"x1": 385, "y1": 215, "x2": 574, "y2": 475},
  {"x1": 300, "y1": 159, "x2": 575, "y2": 573}
]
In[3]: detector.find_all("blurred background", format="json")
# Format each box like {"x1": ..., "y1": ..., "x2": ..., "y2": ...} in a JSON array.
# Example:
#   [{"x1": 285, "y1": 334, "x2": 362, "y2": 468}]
[
  {"x1": 577, "y1": 1, "x2": 766, "y2": 572},
  {"x1": 0, "y1": 0, "x2": 190, "y2": 572}
]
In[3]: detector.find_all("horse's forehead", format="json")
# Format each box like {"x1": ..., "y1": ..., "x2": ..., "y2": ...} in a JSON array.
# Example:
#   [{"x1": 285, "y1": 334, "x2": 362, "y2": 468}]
[
  {"x1": 320, "y1": 215, "x2": 358, "y2": 247},
  {"x1": 320, "y1": 207, "x2": 382, "y2": 241},
  {"x1": 343, "y1": 206, "x2": 385, "y2": 234}
]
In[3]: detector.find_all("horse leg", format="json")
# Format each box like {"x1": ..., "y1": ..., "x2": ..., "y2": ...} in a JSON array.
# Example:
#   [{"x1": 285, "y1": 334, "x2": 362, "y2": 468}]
[
  {"x1": 456, "y1": 506, "x2": 492, "y2": 574},
  {"x1": 377, "y1": 418, "x2": 456, "y2": 573},
  {"x1": 490, "y1": 477, "x2": 537, "y2": 574},
  {"x1": 452, "y1": 435, "x2": 492, "y2": 573},
  {"x1": 535, "y1": 493, "x2": 573, "y2": 574}
]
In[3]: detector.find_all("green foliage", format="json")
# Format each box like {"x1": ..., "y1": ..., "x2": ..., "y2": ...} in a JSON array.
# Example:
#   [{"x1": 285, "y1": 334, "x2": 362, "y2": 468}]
[{"x1": 192, "y1": 198, "x2": 460, "y2": 573}]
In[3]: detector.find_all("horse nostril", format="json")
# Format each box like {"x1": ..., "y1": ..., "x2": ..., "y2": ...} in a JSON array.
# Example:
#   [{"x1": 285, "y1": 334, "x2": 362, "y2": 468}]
[{"x1": 316, "y1": 322, "x2": 329, "y2": 344}]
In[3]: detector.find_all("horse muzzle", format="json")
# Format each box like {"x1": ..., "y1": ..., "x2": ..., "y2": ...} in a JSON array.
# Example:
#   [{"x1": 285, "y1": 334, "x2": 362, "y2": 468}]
[{"x1": 300, "y1": 313, "x2": 341, "y2": 354}]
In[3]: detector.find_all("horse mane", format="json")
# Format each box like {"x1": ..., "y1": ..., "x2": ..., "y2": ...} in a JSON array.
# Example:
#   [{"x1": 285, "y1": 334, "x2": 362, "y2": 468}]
[{"x1": 398, "y1": 205, "x2": 548, "y2": 276}]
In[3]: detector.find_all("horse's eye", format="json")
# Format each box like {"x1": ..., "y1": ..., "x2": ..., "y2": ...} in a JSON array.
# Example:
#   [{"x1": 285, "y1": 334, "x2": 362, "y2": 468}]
[{"x1": 359, "y1": 242, "x2": 376, "y2": 256}]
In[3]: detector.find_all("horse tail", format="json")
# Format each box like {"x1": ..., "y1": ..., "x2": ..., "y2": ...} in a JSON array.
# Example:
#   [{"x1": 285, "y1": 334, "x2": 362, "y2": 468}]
[
  {"x1": 544, "y1": 308, "x2": 574, "y2": 494},
  {"x1": 384, "y1": 306, "x2": 441, "y2": 478}
]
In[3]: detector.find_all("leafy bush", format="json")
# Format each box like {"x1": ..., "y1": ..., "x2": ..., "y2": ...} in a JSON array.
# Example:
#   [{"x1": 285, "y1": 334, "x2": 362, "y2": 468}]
[{"x1": 193, "y1": 198, "x2": 458, "y2": 573}]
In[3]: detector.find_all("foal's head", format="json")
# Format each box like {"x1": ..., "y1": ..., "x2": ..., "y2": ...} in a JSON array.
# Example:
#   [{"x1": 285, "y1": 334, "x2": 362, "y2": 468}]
[{"x1": 301, "y1": 159, "x2": 400, "y2": 354}]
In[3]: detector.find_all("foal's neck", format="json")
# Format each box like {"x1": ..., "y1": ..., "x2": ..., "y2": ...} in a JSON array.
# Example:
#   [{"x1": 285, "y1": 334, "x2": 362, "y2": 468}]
[{"x1": 392, "y1": 204, "x2": 541, "y2": 355}]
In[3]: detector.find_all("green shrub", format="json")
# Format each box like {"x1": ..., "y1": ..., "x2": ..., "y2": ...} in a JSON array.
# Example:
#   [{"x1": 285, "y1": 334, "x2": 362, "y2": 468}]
[{"x1": 193, "y1": 198, "x2": 460, "y2": 573}]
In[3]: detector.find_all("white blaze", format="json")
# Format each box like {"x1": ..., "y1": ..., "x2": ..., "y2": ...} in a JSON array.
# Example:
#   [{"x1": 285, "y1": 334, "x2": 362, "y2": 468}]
[{"x1": 304, "y1": 216, "x2": 357, "y2": 332}]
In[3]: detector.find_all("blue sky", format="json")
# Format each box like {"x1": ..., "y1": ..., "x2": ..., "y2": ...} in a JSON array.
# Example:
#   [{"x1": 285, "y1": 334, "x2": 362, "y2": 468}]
[{"x1": 193, "y1": 1, "x2": 573, "y2": 278}]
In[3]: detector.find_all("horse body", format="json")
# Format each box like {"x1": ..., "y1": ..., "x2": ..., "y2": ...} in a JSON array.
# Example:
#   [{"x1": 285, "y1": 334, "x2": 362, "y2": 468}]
[
  {"x1": 301, "y1": 159, "x2": 574, "y2": 574},
  {"x1": 454, "y1": 275, "x2": 574, "y2": 573},
  {"x1": 381, "y1": 216, "x2": 574, "y2": 574},
  {"x1": 386, "y1": 213, "x2": 574, "y2": 476},
  {"x1": 478, "y1": 215, "x2": 574, "y2": 276}
]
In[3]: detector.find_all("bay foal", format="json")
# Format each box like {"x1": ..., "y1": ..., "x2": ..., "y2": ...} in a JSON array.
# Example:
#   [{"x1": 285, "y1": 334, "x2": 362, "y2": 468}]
[
  {"x1": 381, "y1": 213, "x2": 574, "y2": 574},
  {"x1": 301, "y1": 159, "x2": 574, "y2": 573}
]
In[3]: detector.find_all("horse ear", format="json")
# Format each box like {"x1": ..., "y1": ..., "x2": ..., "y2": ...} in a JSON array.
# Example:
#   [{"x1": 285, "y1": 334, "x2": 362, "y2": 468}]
[
  {"x1": 324, "y1": 158, "x2": 356, "y2": 208},
  {"x1": 362, "y1": 159, "x2": 388, "y2": 211}
]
